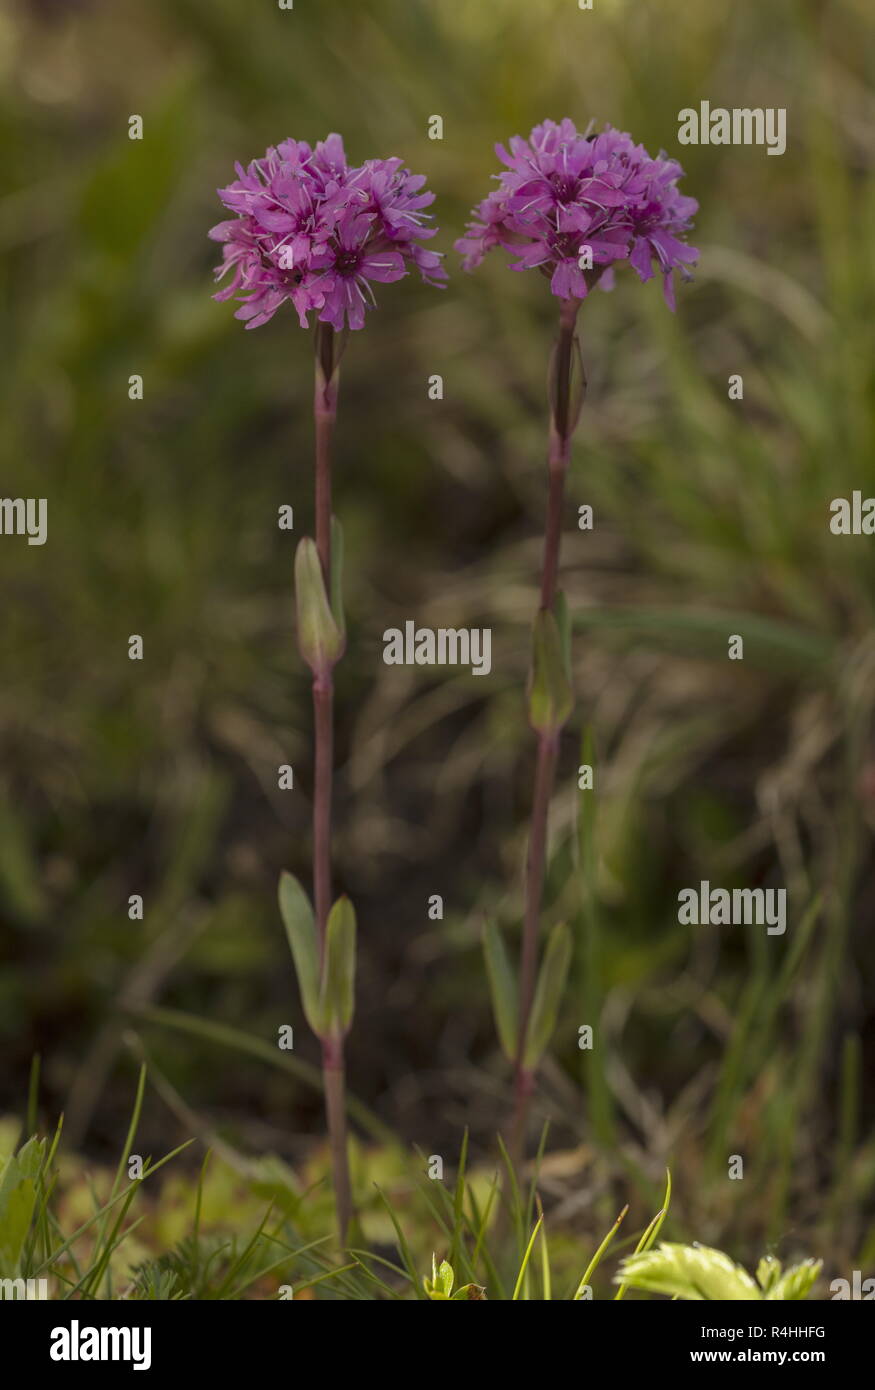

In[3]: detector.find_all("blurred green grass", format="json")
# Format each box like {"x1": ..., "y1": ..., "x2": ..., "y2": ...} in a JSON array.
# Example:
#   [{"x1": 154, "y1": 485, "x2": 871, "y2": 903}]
[{"x1": 1, "y1": 0, "x2": 874, "y2": 1276}]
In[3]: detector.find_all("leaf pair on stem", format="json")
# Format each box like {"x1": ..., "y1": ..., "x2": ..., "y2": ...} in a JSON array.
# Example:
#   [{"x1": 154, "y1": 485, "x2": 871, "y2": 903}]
[
  {"x1": 278, "y1": 872, "x2": 356, "y2": 1041},
  {"x1": 484, "y1": 917, "x2": 571, "y2": 1073}
]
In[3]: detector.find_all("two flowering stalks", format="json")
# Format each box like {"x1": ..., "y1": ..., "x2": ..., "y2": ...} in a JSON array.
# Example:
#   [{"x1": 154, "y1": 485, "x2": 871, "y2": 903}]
[
  {"x1": 458, "y1": 119, "x2": 698, "y2": 1161},
  {"x1": 210, "y1": 133, "x2": 445, "y2": 1242},
  {"x1": 210, "y1": 116, "x2": 697, "y2": 1226}
]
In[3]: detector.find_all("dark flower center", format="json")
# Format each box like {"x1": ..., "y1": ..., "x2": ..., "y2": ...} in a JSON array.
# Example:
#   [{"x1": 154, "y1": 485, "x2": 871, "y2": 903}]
[
  {"x1": 550, "y1": 174, "x2": 578, "y2": 203},
  {"x1": 551, "y1": 230, "x2": 582, "y2": 260},
  {"x1": 334, "y1": 247, "x2": 361, "y2": 276}
]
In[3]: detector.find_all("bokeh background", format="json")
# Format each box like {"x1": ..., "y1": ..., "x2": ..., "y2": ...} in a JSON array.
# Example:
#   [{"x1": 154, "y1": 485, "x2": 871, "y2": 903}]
[{"x1": 2, "y1": 0, "x2": 874, "y2": 1282}]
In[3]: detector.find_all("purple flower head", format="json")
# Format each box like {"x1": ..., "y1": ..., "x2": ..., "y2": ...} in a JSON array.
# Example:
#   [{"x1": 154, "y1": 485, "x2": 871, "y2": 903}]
[
  {"x1": 209, "y1": 134, "x2": 447, "y2": 330},
  {"x1": 456, "y1": 118, "x2": 698, "y2": 310}
]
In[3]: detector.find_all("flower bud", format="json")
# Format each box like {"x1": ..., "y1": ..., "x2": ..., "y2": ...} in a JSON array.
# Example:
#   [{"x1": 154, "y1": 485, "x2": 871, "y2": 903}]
[{"x1": 295, "y1": 537, "x2": 344, "y2": 676}]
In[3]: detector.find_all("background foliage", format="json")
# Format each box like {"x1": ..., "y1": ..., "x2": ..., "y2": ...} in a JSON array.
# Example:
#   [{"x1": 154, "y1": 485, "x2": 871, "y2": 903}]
[{"x1": 1, "y1": 0, "x2": 874, "y2": 1292}]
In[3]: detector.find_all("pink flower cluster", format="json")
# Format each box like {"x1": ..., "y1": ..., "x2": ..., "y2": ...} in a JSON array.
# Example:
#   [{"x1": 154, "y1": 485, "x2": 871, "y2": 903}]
[
  {"x1": 456, "y1": 119, "x2": 699, "y2": 309},
  {"x1": 209, "y1": 134, "x2": 446, "y2": 330}
]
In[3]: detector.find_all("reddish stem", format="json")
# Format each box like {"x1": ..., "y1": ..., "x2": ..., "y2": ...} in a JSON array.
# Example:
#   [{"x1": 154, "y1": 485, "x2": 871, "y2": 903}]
[
  {"x1": 314, "y1": 375, "x2": 336, "y2": 586},
  {"x1": 322, "y1": 1034, "x2": 353, "y2": 1245},
  {"x1": 310, "y1": 329, "x2": 353, "y2": 1243},
  {"x1": 312, "y1": 678, "x2": 333, "y2": 947},
  {"x1": 510, "y1": 298, "x2": 580, "y2": 1165}
]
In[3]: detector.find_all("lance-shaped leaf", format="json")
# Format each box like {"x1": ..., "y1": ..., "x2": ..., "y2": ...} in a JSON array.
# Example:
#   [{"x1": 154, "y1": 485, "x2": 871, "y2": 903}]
[
  {"x1": 320, "y1": 894, "x2": 357, "y2": 1035},
  {"x1": 527, "y1": 608, "x2": 573, "y2": 736},
  {"x1": 483, "y1": 920, "x2": 518, "y2": 1062},
  {"x1": 523, "y1": 921, "x2": 572, "y2": 1069},
  {"x1": 294, "y1": 537, "x2": 343, "y2": 677},
  {"x1": 278, "y1": 872, "x2": 324, "y2": 1034},
  {"x1": 330, "y1": 515, "x2": 346, "y2": 643}
]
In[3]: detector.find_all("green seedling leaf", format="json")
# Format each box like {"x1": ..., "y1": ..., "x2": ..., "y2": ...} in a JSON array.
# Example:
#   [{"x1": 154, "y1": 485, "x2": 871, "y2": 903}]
[
  {"x1": 527, "y1": 608, "x2": 573, "y2": 736},
  {"x1": 483, "y1": 921, "x2": 518, "y2": 1062},
  {"x1": 278, "y1": 872, "x2": 324, "y2": 1034},
  {"x1": 321, "y1": 895, "x2": 356, "y2": 1035},
  {"x1": 294, "y1": 538, "x2": 343, "y2": 676},
  {"x1": 523, "y1": 922, "x2": 572, "y2": 1069},
  {"x1": 423, "y1": 1255, "x2": 455, "y2": 1300}
]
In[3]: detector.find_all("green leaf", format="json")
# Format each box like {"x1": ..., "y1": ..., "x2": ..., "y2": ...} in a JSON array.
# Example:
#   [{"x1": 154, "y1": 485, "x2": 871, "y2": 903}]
[
  {"x1": 321, "y1": 895, "x2": 356, "y2": 1035},
  {"x1": 766, "y1": 1260, "x2": 822, "y2": 1300},
  {"x1": 527, "y1": 608, "x2": 573, "y2": 736},
  {"x1": 615, "y1": 1168, "x2": 672, "y2": 1300},
  {"x1": 511, "y1": 1214, "x2": 543, "y2": 1300},
  {"x1": 523, "y1": 922, "x2": 572, "y2": 1069},
  {"x1": 435, "y1": 1258, "x2": 454, "y2": 1297},
  {"x1": 422, "y1": 1256, "x2": 475, "y2": 1300},
  {"x1": 0, "y1": 1134, "x2": 44, "y2": 1276},
  {"x1": 277, "y1": 872, "x2": 323, "y2": 1034},
  {"x1": 483, "y1": 921, "x2": 518, "y2": 1062},
  {"x1": 756, "y1": 1254, "x2": 782, "y2": 1294},
  {"x1": 616, "y1": 1242, "x2": 762, "y2": 1301},
  {"x1": 573, "y1": 1204, "x2": 628, "y2": 1300},
  {"x1": 0, "y1": 1169, "x2": 37, "y2": 1276},
  {"x1": 294, "y1": 538, "x2": 343, "y2": 676},
  {"x1": 619, "y1": 1243, "x2": 821, "y2": 1302}
]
